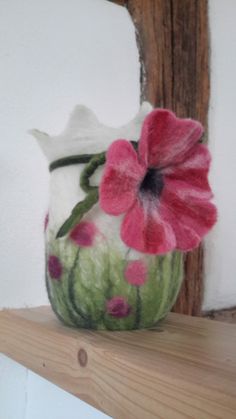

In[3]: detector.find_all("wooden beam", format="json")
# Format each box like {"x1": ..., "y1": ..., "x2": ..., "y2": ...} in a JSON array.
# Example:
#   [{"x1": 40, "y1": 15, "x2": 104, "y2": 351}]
[
  {"x1": 109, "y1": 0, "x2": 126, "y2": 5},
  {"x1": 110, "y1": 0, "x2": 209, "y2": 315},
  {"x1": 1, "y1": 306, "x2": 236, "y2": 418}
]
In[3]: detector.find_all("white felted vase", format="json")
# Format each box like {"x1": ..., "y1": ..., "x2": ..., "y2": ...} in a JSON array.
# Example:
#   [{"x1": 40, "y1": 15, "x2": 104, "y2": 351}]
[{"x1": 32, "y1": 103, "x2": 183, "y2": 330}]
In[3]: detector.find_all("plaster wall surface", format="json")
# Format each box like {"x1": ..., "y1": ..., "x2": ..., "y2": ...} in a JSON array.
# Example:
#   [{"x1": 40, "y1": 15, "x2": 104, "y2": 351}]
[{"x1": 0, "y1": 0, "x2": 235, "y2": 417}]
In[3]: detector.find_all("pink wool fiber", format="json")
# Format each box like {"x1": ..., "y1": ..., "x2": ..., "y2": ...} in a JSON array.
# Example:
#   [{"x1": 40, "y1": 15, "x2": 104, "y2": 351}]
[
  {"x1": 99, "y1": 109, "x2": 217, "y2": 254},
  {"x1": 106, "y1": 296, "x2": 131, "y2": 318},
  {"x1": 124, "y1": 260, "x2": 148, "y2": 286},
  {"x1": 69, "y1": 221, "x2": 97, "y2": 247},
  {"x1": 48, "y1": 255, "x2": 62, "y2": 280}
]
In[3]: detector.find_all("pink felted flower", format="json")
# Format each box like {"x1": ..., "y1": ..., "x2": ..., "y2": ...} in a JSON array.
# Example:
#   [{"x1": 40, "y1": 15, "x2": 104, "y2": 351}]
[
  {"x1": 106, "y1": 296, "x2": 131, "y2": 318},
  {"x1": 69, "y1": 221, "x2": 97, "y2": 247},
  {"x1": 100, "y1": 109, "x2": 217, "y2": 254},
  {"x1": 48, "y1": 255, "x2": 62, "y2": 280},
  {"x1": 124, "y1": 260, "x2": 148, "y2": 286}
]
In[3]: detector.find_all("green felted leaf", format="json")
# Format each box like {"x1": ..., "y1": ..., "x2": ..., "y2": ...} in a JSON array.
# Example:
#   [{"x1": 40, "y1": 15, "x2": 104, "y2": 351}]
[{"x1": 56, "y1": 189, "x2": 99, "y2": 238}]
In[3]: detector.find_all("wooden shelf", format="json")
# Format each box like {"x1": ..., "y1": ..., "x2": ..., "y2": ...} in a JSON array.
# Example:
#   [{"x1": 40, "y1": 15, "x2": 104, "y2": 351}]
[{"x1": 0, "y1": 307, "x2": 236, "y2": 419}]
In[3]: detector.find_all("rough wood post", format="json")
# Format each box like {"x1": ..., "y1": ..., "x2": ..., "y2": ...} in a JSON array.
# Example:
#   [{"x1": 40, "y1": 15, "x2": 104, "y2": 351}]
[{"x1": 110, "y1": 0, "x2": 209, "y2": 316}]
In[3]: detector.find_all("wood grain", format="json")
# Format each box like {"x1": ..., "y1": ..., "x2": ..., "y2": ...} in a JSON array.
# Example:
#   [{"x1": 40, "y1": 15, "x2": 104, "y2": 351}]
[
  {"x1": 110, "y1": 0, "x2": 209, "y2": 315},
  {"x1": 1, "y1": 306, "x2": 236, "y2": 419}
]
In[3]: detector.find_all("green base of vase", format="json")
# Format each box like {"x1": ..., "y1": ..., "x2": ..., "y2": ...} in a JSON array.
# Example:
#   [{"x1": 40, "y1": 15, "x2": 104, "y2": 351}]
[{"x1": 46, "y1": 240, "x2": 183, "y2": 331}]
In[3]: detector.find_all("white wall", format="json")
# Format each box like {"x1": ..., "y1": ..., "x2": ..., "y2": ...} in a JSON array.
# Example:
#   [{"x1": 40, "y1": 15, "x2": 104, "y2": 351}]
[
  {"x1": 1, "y1": 0, "x2": 236, "y2": 417},
  {"x1": 0, "y1": 0, "x2": 139, "y2": 309},
  {"x1": 203, "y1": 0, "x2": 236, "y2": 310},
  {"x1": 0, "y1": 0, "x2": 138, "y2": 417},
  {"x1": 25, "y1": 370, "x2": 109, "y2": 419},
  {"x1": 0, "y1": 355, "x2": 28, "y2": 419}
]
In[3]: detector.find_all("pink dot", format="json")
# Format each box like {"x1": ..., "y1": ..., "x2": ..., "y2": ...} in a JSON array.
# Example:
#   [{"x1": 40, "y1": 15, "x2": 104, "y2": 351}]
[
  {"x1": 124, "y1": 260, "x2": 148, "y2": 286},
  {"x1": 106, "y1": 296, "x2": 131, "y2": 318},
  {"x1": 69, "y1": 221, "x2": 97, "y2": 247},
  {"x1": 48, "y1": 255, "x2": 62, "y2": 280}
]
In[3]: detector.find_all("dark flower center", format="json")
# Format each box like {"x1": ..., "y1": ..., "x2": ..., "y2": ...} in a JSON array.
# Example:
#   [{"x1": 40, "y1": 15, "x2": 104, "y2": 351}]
[{"x1": 139, "y1": 168, "x2": 164, "y2": 198}]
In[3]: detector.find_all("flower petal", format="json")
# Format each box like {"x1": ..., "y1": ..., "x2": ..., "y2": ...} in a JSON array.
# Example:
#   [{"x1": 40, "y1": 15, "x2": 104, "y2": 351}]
[
  {"x1": 163, "y1": 144, "x2": 212, "y2": 199},
  {"x1": 99, "y1": 140, "x2": 145, "y2": 215},
  {"x1": 160, "y1": 180, "x2": 217, "y2": 251},
  {"x1": 159, "y1": 207, "x2": 201, "y2": 250},
  {"x1": 121, "y1": 198, "x2": 176, "y2": 254},
  {"x1": 138, "y1": 109, "x2": 204, "y2": 168}
]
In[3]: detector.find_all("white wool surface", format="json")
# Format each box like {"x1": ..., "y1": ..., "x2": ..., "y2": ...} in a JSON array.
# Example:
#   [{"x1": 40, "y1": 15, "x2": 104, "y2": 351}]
[
  {"x1": 30, "y1": 102, "x2": 152, "y2": 162},
  {"x1": 31, "y1": 103, "x2": 152, "y2": 256}
]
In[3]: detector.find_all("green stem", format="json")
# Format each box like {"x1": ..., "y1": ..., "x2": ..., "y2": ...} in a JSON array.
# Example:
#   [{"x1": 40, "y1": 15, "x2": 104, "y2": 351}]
[
  {"x1": 154, "y1": 253, "x2": 174, "y2": 322},
  {"x1": 68, "y1": 248, "x2": 93, "y2": 328},
  {"x1": 49, "y1": 154, "x2": 96, "y2": 172},
  {"x1": 49, "y1": 141, "x2": 138, "y2": 173},
  {"x1": 45, "y1": 265, "x2": 68, "y2": 325},
  {"x1": 80, "y1": 152, "x2": 105, "y2": 193},
  {"x1": 45, "y1": 258, "x2": 80, "y2": 327},
  {"x1": 168, "y1": 252, "x2": 183, "y2": 308},
  {"x1": 134, "y1": 286, "x2": 141, "y2": 329}
]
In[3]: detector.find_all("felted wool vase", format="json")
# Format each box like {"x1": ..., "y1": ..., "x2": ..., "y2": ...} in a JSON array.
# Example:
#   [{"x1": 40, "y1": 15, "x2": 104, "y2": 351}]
[{"x1": 32, "y1": 103, "x2": 216, "y2": 330}]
